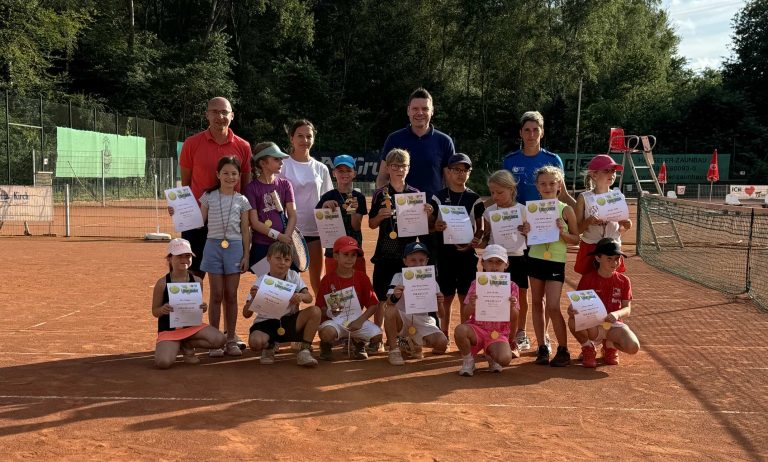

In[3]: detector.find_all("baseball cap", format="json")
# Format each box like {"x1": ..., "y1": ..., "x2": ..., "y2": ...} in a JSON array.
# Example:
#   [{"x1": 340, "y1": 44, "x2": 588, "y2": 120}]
[
  {"x1": 482, "y1": 244, "x2": 508, "y2": 263},
  {"x1": 167, "y1": 238, "x2": 195, "y2": 256},
  {"x1": 587, "y1": 154, "x2": 623, "y2": 171},
  {"x1": 588, "y1": 238, "x2": 627, "y2": 257},
  {"x1": 252, "y1": 142, "x2": 289, "y2": 162},
  {"x1": 447, "y1": 153, "x2": 472, "y2": 168},
  {"x1": 403, "y1": 241, "x2": 430, "y2": 258},
  {"x1": 333, "y1": 155, "x2": 356, "y2": 169},
  {"x1": 333, "y1": 235, "x2": 363, "y2": 256}
]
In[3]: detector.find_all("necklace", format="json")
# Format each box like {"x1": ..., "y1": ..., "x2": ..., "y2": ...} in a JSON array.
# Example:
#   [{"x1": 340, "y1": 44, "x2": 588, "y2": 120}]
[{"x1": 218, "y1": 190, "x2": 236, "y2": 248}]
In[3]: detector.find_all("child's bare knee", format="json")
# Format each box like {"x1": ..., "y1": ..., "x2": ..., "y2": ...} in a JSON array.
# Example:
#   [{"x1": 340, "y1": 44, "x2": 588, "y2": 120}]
[
  {"x1": 624, "y1": 339, "x2": 640, "y2": 355},
  {"x1": 154, "y1": 357, "x2": 175, "y2": 370},
  {"x1": 319, "y1": 327, "x2": 337, "y2": 343}
]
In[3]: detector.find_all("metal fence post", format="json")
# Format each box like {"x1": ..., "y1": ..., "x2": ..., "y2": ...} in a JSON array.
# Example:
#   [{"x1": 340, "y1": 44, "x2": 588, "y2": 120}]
[
  {"x1": 65, "y1": 184, "x2": 71, "y2": 237},
  {"x1": 745, "y1": 208, "x2": 754, "y2": 293}
]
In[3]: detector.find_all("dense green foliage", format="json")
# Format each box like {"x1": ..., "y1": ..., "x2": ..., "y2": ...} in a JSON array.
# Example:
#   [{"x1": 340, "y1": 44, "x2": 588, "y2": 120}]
[{"x1": 1, "y1": 0, "x2": 766, "y2": 181}]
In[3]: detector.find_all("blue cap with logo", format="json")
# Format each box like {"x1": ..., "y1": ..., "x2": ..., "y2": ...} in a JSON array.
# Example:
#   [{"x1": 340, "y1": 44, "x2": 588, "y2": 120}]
[
  {"x1": 333, "y1": 155, "x2": 356, "y2": 169},
  {"x1": 403, "y1": 241, "x2": 430, "y2": 258}
]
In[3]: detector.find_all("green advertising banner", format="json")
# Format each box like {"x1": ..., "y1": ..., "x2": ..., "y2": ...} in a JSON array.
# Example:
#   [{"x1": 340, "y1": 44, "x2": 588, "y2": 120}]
[
  {"x1": 55, "y1": 127, "x2": 147, "y2": 178},
  {"x1": 559, "y1": 153, "x2": 730, "y2": 185}
]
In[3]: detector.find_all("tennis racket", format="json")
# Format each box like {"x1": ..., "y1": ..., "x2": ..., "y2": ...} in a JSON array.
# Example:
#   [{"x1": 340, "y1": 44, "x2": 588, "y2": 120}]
[{"x1": 271, "y1": 191, "x2": 310, "y2": 272}]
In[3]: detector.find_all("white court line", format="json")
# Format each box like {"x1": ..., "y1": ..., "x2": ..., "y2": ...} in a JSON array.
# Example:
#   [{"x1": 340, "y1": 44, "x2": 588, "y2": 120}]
[
  {"x1": 21, "y1": 301, "x2": 104, "y2": 330},
  {"x1": 0, "y1": 394, "x2": 762, "y2": 416}
]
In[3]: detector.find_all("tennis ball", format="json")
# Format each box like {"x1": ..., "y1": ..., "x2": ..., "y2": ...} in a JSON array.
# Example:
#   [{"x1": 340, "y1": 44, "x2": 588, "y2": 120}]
[
  {"x1": 570, "y1": 294, "x2": 580, "y2": 302},
  {"x1": 168, "y1": 192, "x2": 177, "y2": 200},
  {"x1": 396, "y1": 196, "x2": 407, "y2": 206},
  {"x1": 491, "y1": 213, "x2": 501, "y2": 222},
  {"x1": 596, "y1": 198, "x2": 607, "y2": 206},
  {"x1": 169, "y1": 285, "x2": 180, "y2": 294},
  {"x1": 478, "y1": 275, "x2": 489, "y2": 285},
  {"x1": 527, "y1": 203, "x2": 538, "y2": 213},
  {"x1": 265, "y1": 278, "x2": 274, "y2": 285},
  {"x1": 441, "y1": 207, "x2": 450, "y2": 214},
  {"x1": 404, "y1": 271, "x2": 414, "y2": 280},
  {"x1": 315, "y1": 211, "x2": 324, "y2": 220}
]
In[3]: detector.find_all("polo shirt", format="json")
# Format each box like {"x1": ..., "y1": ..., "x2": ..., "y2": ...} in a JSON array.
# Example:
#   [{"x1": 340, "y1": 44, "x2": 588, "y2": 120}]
[
  {"x1": 380, "y1": 125, "x2": 455, "y2": 197},
  {"x1": 179, "y1": 128, "x2": 252, "y2": 200}
]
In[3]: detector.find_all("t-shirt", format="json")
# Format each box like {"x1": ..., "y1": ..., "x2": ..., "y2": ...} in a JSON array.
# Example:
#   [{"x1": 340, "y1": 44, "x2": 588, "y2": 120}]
[
  {"x1": 244, "y1": 177, "x2": 295, "y2": 246},
  {"x1": 179, "y1": 128, "x2": 252, "y2": 200},
  {"x1": 369, "y1": 183, "x2": 421, "y2": 262},
  {"x1": 502, "y1": 149, "x2": 564, "y2": 204},
  {"x1": 577, "y1": 270, "x2": 632, "y2": 319},
  {"x1": 380, "y1": 125, "x2": 455, "y2": 198},
  {"x1": 316, "y1": 189, "x2": 369, "y2": 258},
  {"x1": 463, "y1": 279, "x2": 519, "y2": 335},
  {"x1": 387, "y1": 272, "x2": 442, "y2": 314},
  {"x1": 430, "y1": 187, "x2": 485, "y2": 250},
  {"x1": 279, "y1": 157, "x2": 333, "y2": 237},
  {"x1": 579, "y1": 190, "x2": 622, "y2": 244},
  {"x1": 482, "y1": 203, "x2": 527, "y2": 257},
  {"x1": 316, "y1": 271, "x2": 379, "y2": 319},
  {"x1": 199, "y1": 190, "x2": 251, "y2": 240},
  {"x1": 248, "y1": 270, "x2": 307, "y2": 324}
]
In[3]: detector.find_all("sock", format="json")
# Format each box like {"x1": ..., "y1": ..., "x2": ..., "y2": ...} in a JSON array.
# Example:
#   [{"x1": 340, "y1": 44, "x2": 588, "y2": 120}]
[
  {"x1": 462, "y1": 353, "x2": 473, "y2": 360},
  {"x1": 300, "y1": 341, "x2": 311, "y2": 351},
  {"x1": 581, "y1": 340, "x2": 593, "y2": 348}
]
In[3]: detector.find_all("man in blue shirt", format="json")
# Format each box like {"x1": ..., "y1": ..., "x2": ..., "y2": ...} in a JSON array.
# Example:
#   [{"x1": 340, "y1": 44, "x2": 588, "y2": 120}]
[
  {"x1": 376, "y1": 88, "x2": 455, "y2": 198},
  {"x1": 502, "y1": 111, "x2": 576, "y2": 206}
]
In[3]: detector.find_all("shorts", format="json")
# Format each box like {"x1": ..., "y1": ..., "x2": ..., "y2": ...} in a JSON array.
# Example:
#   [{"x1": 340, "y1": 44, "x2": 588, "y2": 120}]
[
  {"x1": 467, "y1": 323, "x2": 509, "y2": 356},
  {"x1": 156, "y1": 324, "x2": 208, "y2": 343},
  {"x1": 319, "y1": 317, "x2": 381, "y2": 342},
  {"x1": 200, "y1": 239, "x2": 243, "y2": 275},
  {"x1": 181, "y1": 226, "x2": 208, "y2": 272},
  {"x1": 325, "y1": 256, "x2": 367, "y2": 275},
  {"x1": 372, "y1": 258, "x2": 404, "y2": 301},
  {"x1": 397, "y1": 311, "x2": 443, "y2": 346},
  {"x1": 304, "y1": 235, "x2": 320, "y2": 243},
  {"x1": 575, "y1": 240, "x2": 626, "y2": 275},
  {"x1": 436, "y1": 250, "x2": 477, "y2": 296},
  {"x1": 527, "y1": 257, "x2": 566, "y2": 283},
  {"x1": 249, "y1": 311, "x2": 303, "y2": 345},
  {"x1": 505, "y1": 255, "x2": 529, "y2": 289},
  {"x1": 593, "y1": 321, "x2": 629, "y2": 343}
]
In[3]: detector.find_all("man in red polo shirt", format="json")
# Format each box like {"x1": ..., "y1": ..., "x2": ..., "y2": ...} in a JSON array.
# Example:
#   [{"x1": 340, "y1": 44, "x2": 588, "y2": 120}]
[{"x1": 179, "y1": 96, "x2": 252, "y2": 277}]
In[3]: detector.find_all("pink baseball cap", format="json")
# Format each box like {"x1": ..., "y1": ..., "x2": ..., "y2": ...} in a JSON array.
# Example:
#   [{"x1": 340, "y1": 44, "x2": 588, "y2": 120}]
[
  {"x1": 587, "y1": 154, "x2": 623, "y2": 171},
  {"x1": 167, "y1": 238, "x2": 195, "y2": 256}
]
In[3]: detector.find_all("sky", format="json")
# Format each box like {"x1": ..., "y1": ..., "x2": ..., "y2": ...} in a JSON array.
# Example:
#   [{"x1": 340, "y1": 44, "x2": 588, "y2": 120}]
[{"x1": 662, "y1": 0, "x2": 747, "y2": 71}]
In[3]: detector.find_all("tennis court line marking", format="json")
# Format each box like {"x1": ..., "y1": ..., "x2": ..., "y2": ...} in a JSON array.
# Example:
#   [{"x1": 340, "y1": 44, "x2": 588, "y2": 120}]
[
  {"x1": 26, "y1": 310, "x2": 81, "y2": 329},
  {"x1": 0, "y1": 394, "x2": 762, "y2": 416}
]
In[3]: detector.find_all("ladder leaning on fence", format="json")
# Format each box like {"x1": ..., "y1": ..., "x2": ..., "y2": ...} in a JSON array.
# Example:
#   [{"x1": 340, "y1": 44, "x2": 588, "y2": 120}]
[{"x1": 609, "y1": 128, "x2": 683, "y2": 250}]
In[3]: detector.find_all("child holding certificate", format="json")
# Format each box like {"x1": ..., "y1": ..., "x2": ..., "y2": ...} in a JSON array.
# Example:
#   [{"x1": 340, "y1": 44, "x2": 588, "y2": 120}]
[
  {"x1": 198, "y1": 156, "x2": 252, "y2": 357},
  {"x1": 384, "y1": 242, "x2": 448, "y2": 366},
  {"x1": 481, "y1": 170, "x2": 531, "y2": 351},
  {"x1": 528, "y1": 166, "x2": 580, "y2": 367},
  {"x1": 152, "y1": 238, "x2": 226, "y2": 369},
  {"x1": 574, "y1": 155, "x2": 632, "y2": 274},
  {"x1": 567, "y1": 238, "x2": 640, "y2": 368},
  {"x1": 317, "y1": 236, "x2": 383, "y2": 361},
  {"x1": 429, "y1": 153, "x2": 485, "y2": 339},
  {"x1": 454, "y1": 245, "x2": 519, "y2": 376},
  {"x1": 242, "y1": 242, "x2": 321, "y2": 367},
  {"x1": 317, "y1": 155, "x2": 368, "y2": 274}
]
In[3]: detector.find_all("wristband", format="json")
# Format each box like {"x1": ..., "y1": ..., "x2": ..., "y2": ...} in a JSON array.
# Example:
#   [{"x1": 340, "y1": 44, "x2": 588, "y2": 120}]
[{"x1": 268, "y1": 229, "x2": 280, "y2": 240}]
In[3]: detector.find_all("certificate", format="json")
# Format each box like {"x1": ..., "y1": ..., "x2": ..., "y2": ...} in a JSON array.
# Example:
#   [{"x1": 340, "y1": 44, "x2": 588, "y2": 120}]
[
  {"x1": 474, "y1": 272, "x2": 511, "y2": 322},
  {"x1": 586, "y1": 189, "x2": 629, "y2": 222},
  {"x1": 402, "y1": 265, "x2": 438, "y2": 314},
  {"x1": 568, "y1": 290, "x2": 609, "y2": 331},
  {"x1": 165, "y1": 186, "x2": 204, "y2": 232},
  {"x1": 488, "y1": 206, "x2": 526, "y2": 254},
  {"x1": 167, "y1": 282, "x2": 203, "y2": 328},
  {"x1": 525, "y1": 199, "x2": 560, "y2": 245},
  {"x1": 314, "y1": 208, "x2": 347, "y2": 248},
  {"x1": 323, "y1": 286, "x2": 362, "y2": 324},
  {"x1": 249, "y1": 276, "x2": 297, "y2": 319},
  {"x1": 439, "y1": 205, "x2": 474, "y2": 245},
  {"x1": 394, "y1": 192, "x2": 428, "y2": 238}
]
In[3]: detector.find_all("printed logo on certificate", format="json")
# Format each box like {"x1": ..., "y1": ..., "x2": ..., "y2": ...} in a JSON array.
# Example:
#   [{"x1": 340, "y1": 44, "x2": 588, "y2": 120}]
[
  {"x1": 489, "y1": 206, "x2": 526, "y2": 254},
  {"x1": 250, "y1": 276, "x2": 297, "y2": 319},
  {"x1": 589, "y1": 189, "x2": 629, "y2": 222},
  {"x1": 394, "y1": 192, "x2": 428, "y2": 237},
  {"x1": 475, "y1": 272, "x2": 511, "y2": 322},
  {"x1": 439, "y1": 205, "x2": 473, "y2": 244},
  {"x1": 314, "y1": 208, "x2": 347, "y2": 249},
  {"x1": 525, "y1": 199, "x2": 560, "y2": 246},
  {"x1": 402, "y1": 265, "x2": 438, "y2": 314},
  {"x1": 567, "y1": 290, "x2": 609, "y2": 331},
  {"x1": 166, "y1": 282, "x2": 203, "y2": 328},
  {"x1": 324, "y1": 286, "x2": 362, "y2": 324},
  {"x1": 165, "y1": 186, "x2": 204, "y2": 232}
]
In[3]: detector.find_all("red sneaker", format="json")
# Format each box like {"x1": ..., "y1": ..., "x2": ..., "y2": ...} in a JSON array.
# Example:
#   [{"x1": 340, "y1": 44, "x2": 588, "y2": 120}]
[
  {"x1": 603, "y1": 347, "x2": 619, "y2": 365},
  {"x1": 581, "y1": 345, "x2": 597, "y2": 368}
]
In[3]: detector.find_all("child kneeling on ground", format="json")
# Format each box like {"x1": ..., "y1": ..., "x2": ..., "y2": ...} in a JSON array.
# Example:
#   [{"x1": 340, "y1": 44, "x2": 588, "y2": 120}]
[
  {"x1": 567, "y1": 238, "x2": 640, "y2": 368},
  {"x1": 317, "y1": 236, "x2": 383, "y2": 360},
  {"x1": 384, "y1": 242, "x2": 448, "y2": 365},
  {"x1": 243, "y1": 241, "x2": 321, "y2": 367},
  {"x1": 454, "y1": 244, "x2": 520, "y2": 376}
]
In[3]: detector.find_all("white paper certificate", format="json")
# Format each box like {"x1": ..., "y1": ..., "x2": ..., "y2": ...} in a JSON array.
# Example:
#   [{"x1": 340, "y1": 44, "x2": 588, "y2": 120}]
[
  {"x1": 525, "y1": 199, "x2": 561, "y2": 245},
  {"x1": 165, "y1": 186, "x2": 204, "y2": 232},
  {"x1": 167, "y1": 282, "x2": 203, "y2": 328},
  {"x1": 394, "y1": 192, "x2": 428, "y2": 237},
  {"x1": 250, "y1": 276, "x2": 297, "y2": 319},
  {"x1": 475, "y1": 272, "x2": 511, "y2": 322},
  {"x1": 402, "y1": 265, "x2": 438, "y2": 314},
  {"x1": 488, "y1": 207, "x2": 526, "y2": 254},
  {"x1": 314, "y1": 208, "x2": 347, "y2": 248},
  {"x1": 568, "y1": 290, "x2": 609, "y2": 331},
  {"x1": 439, "y1": 205, "x2": 474, "y2": 244},
  {"x1": 587, "y1": 190, "x2": 629, "y2": 222},
  {"x1": 323, "y1": 286, "x2": 362, "y2": 324}
]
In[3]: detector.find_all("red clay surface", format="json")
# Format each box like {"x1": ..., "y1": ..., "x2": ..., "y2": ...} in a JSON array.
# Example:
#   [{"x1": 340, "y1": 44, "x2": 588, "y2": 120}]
[{"x1": 1, "y1": 220, "x2": 767, "y2": 460}]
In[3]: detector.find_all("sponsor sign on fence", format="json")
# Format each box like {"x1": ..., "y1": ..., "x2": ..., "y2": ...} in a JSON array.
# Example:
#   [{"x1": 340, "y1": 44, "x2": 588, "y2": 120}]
[
  {"x1": 0, "y1": 186, "x2": 54, "y2": 221},
  {"x1": 729, "y1": 185, "x2": 767, "y2": 200}
]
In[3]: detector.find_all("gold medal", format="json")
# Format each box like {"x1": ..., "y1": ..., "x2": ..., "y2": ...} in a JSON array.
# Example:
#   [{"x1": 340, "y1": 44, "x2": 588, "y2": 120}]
[
  {"x1": 264, "y1": 219, "x2": 272, "y2": 228},
  {"x1": 389, "y1": 231, "x2": 398, "y2": 239},
  {"x1": 490, "y1": 331, "x2": 500, "y2": 339},
  {"x1": 602, "y1": 322, "x2": 612, "y2": 330},
  {"x1": 408, "y1": 326, "x2": 417, "y2": 336},
  {"x1": 342, "y1": 320, "x2": 350, "y2": 328},
  {"x1": 220, "y1": 239, "x2": 230, "y2": 249},
  {"x1": 543, "y1": 251, "x2": 552, "y2": 260},
  {"x1": 277, "y1": 327, "x2": 286, "y2": 336}
]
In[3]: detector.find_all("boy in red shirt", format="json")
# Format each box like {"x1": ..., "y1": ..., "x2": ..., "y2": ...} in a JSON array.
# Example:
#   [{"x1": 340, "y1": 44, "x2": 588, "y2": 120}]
[{"x1": 567, "y1": 238, "x2": 640, "y2": 368}]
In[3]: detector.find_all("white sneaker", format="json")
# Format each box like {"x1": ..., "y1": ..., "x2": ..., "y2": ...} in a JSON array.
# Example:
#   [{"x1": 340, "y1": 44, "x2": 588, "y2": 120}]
[
  {"x1": 225, "y1": 341, "x2": 242, "y2": 357},
  {"x1": 544, "y1": 334, "x2": 551, "y2": 353},
  {"x1": 296, "y1": 349, "x2": 318, "y2": 367},
  {"x1": 388, "y1": 349, "x2": 405, "y2": 366},
  {"x1": 488, "y1": 359, "x2": 503, "y2": 373},
  {"x1": 515, "y1": 331, "x2": 531, "y2": 351},
  {"x1": 208, "y1": 348, "x2": 224, "y2": 358},
  {"x1": 260, "y1": 346, "x2": 275, "y2": 365},
  {"x1": 459, "y1": 356, "x2": 475, "y2": 377}
]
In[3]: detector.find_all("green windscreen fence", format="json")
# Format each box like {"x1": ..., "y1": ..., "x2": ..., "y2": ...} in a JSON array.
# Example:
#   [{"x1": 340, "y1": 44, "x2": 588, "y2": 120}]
[{"x1": 55, "y1": 127, "x2": 147, "y2": 178}]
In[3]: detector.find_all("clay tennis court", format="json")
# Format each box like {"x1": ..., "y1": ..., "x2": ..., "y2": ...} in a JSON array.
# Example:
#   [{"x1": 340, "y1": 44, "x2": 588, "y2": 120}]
[{"x1": 1, "y1": 224, "x2": 767, "y2": 460}]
